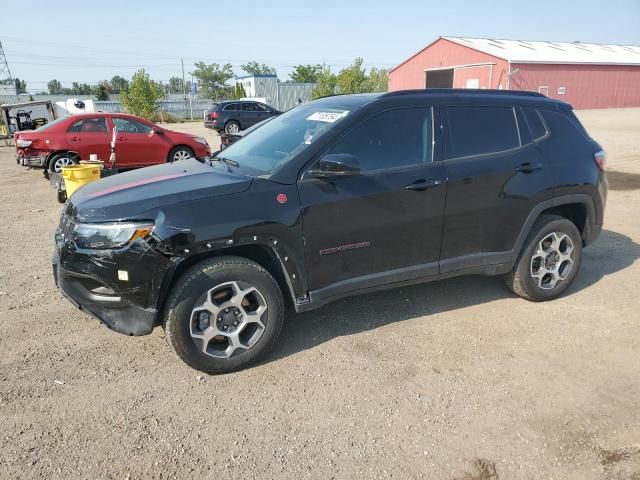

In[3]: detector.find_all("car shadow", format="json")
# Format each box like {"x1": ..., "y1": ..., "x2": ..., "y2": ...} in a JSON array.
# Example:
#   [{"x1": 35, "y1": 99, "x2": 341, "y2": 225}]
[{"x1": 263, "y1": 229, "x2": 640, "y2": 364}]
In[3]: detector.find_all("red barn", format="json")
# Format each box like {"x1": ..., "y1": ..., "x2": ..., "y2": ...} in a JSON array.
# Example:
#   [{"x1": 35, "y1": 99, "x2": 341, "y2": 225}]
[{"x1": 388, "y1": 36, "x2": 640, "y2": 109}]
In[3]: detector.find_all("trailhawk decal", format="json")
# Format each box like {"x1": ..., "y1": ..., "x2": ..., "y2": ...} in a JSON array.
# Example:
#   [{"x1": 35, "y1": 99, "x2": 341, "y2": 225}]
[{"x1": 319, "y1": 241, "x2": 371, "y2": 256}]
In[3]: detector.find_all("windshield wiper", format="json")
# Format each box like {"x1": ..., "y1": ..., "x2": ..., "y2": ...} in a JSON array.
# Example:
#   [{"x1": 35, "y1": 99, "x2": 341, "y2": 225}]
[{"x1": 209, "y1": 155, "x2": 239, "y2": 172}]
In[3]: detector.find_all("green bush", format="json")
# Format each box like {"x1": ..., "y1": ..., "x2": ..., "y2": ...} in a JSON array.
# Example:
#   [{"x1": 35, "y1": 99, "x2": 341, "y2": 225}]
[{"x1": 149, "y1": 112, "x2": 181, "y2": 123}]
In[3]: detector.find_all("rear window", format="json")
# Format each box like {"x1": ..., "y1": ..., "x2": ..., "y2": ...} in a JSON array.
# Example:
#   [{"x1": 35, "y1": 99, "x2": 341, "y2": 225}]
[
  {"x1": 443, "y1": 106, "x2": 520, "y2": 159},
  {"x1": 207, "y1": 103, "x2": 219, "y2": 112},
  {"x1": 565, "y1": 110, "x2": 591, "y2": 138}
]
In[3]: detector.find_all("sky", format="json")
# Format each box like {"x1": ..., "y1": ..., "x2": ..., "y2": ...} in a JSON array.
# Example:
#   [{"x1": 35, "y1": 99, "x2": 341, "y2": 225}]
[{"x1": 2, "y1": 0, "x2": 640, "y2": 92}]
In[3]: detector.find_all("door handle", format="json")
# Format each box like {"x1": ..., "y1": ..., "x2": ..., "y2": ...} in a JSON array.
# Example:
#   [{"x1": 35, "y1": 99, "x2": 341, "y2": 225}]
[
  {"x1": 405, "y1": 178, "x2": 442, "y2": 191},
  {"x1": 71, "y1": 136, "x2": 81, "y2": 141},
  {"x1": 117, "y1": 137, "x2": 126, "y2": 141},
  {"x1": 516, "y1": 162, "x2": 543, "y2": 173}
]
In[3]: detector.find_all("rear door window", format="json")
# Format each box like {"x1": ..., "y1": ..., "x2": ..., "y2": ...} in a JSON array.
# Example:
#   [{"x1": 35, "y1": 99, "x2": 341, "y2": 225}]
[
  {"x1": 522, "y1": 107, "x2": 548, "y2": 141},
  {"x1": 223, "y1": 103, "x2": 239, "y2": 111},
  {"x1": 68, "y1": 117, "x2": 108, "y2": 133},
  {"x1": 442, "y1": 106, "x2": 520, "y2": 159}
]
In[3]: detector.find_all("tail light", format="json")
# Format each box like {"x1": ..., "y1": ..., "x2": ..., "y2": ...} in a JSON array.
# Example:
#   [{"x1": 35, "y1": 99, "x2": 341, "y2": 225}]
[
  {"x1": 16, "y1": 138, "x2": 33, "y2": 148},
  {"x1": 208, "y1": 112, "x2": 219, "y2": 120},
  {"x1": 594, "y1": 150, "x2": 607, "y2": 172}
]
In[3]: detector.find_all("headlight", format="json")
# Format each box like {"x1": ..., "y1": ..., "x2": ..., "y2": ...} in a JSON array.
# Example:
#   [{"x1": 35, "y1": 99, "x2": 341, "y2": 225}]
[
  {"x1": 194, "y1": 137, "x2": 208, "y2": 146},
  {"x1": 72, "y1": 222, "x2": 154, "y2": 249},
  {"x1": 16, "y1": 139, "x2": 32, "y2": 148}
]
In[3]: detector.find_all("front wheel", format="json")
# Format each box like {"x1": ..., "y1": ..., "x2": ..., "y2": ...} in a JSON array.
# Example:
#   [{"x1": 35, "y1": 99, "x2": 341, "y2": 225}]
[
  {"x1": 505, "y1": 214, "x2": 582, "y2": 301},
  {"x1": 168, "y1": 146, "x2": 194, "y2": 162},
  {"x1": 163, "y1": 256, "x2": 285, "y2": 374}
]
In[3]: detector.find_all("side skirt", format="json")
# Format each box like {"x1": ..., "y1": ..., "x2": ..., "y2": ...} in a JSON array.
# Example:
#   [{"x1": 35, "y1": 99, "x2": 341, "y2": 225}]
[{"x1": 295, "y1": 259, "x2": 512, "y2": 313}]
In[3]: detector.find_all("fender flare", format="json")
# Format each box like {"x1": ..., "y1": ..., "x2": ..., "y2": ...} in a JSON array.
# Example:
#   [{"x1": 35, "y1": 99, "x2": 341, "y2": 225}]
[
  {"x1": 151, "y1": 237, "x2": 307, "y2": 323},
  {"x1": 513, "y1": 194, "x2": 596, "y2": 255}
]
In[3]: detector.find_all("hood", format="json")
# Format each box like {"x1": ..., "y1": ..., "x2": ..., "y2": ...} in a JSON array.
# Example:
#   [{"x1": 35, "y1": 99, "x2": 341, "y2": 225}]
[{"x1": 68, "y1": 159, "x2": 252, "y2": 222}]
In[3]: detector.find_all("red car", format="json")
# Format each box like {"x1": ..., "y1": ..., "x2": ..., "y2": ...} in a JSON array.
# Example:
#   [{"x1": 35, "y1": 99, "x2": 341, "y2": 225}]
[{"x1": 15, "y1": 113, "x2": 211, "y2": 174}]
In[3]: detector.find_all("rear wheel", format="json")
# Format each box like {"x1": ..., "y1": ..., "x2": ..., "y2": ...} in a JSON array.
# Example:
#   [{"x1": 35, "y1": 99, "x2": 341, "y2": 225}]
[
  {"x1": 224, "y1": 121, "x2": 240, "y2": 134},
  {"x1": 505, "y1": 214, "x2": 582, "y2": 301},
  {"x1": 48, "y1": 153, "x2": 78, "y2": 174},
  {"x1": 168, "y1": 146, "x2": 194, "y2": 162},
  {"x1": 163, "y1": 256, "x2": 285, "y2": 374}
]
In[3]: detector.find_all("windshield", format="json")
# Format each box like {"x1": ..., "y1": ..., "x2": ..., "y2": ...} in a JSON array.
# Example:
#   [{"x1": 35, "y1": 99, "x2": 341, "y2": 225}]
[{"x1": 217, "y1": 103, "x2": 352, "y2": 176}]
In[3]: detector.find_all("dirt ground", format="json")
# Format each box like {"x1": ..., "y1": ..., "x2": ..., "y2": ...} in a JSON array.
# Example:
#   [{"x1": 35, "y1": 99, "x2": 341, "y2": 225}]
[{"x1": 0, "y1": 110, "x2": 639, "y2": 480}]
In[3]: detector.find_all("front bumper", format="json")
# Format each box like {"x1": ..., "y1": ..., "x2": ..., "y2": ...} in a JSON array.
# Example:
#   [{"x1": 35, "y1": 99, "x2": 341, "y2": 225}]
[{"x1": 53, "y1": 231, "x2": 174, "y2": 336}]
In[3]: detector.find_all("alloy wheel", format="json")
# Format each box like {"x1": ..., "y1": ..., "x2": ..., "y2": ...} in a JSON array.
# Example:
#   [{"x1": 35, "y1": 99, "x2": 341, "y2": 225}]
[
  {"x1": 226, "y1": 123, "x2": 239, "y2": 134},
  {"x1": 530, "y1": 232, "x2": 575, "y2": 290},
  {"x1": 53, "y1": 156, "x2": 75, "y2": 173},
  {"x1": 172, "y1": 150, "x2": 192, "y2": 161},
  {"x1": 189, "y1": 281, "x2": 268, "y2": 359}
]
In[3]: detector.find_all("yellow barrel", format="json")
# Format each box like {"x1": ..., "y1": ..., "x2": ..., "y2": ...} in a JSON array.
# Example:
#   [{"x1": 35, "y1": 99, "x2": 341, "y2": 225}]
[{"x1": 62, "y1": 164, "x2": 101, "y2": 197}]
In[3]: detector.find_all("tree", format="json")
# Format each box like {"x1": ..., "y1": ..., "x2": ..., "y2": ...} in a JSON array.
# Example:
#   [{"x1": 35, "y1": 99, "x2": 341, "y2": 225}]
[
  {"x1": 363, "y1": 67, "x2": 389, "y2": 93},
  {"x1": 94, "y1": 82, "x2": 110, "y2": 101},
  {"x1": 47, "y1": 79, "x2": 62, "y2": 95},
  {"x1": 167, "y1": 76, "x2": 192, "y2": 95},
  {"x1": 120, "y1": 69, "x2": 163, "y2": 119},
  {"x1": 110, "y1": 75, "x2": 129, "y2": 93},
  {"x1": 14, "y1": 78, "x2": 27, "y2": 94},
  {"x1": 336, "y1": 58, "x2": 367, "y2": 94},
  {"x1": 241, "y1": 61, "x2": 277, "y2": 77},
  {"x1": 289, "y1": 64, "x2": 322, "y2": 83},
  {"x1": 311, "y1": 67, "x2": 337, "y2": 99},
  {"x1": 231, "y1": 83, "x2": 247, "y2": 100},
  {"x1": 191, "y1": 61, "x2": 234, "y2": 99}
]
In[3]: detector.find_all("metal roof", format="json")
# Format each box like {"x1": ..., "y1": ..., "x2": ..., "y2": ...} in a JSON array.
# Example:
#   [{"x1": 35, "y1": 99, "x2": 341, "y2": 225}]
[{"x1": 443, "y1": 36, "x2": 640, "y2": 65}]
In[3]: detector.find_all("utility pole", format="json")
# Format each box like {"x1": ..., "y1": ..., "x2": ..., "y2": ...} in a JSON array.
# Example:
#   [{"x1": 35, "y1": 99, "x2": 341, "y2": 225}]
[
  {"x1": 0, "y1": 41, "x2": 15, "y2": 95},
  {"x1": 181, "y1": 58, "x2": 187, "y2": 119}
]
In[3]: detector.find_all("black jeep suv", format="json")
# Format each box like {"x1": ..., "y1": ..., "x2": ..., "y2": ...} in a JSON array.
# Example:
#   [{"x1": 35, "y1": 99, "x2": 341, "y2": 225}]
[{"x1": 53, "y1": 90, "x2": 607, "y2": 373}]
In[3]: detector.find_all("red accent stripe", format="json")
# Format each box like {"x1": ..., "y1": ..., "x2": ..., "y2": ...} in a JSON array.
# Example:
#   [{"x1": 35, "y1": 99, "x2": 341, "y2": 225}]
[{"x1": 86, "y1": 173, "x2": 183, "y2": 198}]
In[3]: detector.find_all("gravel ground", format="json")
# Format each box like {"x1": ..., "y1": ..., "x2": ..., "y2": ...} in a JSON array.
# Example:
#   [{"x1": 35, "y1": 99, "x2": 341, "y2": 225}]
[{"x1": 0, "y1": 111, "x2": 639, "y2": 480}]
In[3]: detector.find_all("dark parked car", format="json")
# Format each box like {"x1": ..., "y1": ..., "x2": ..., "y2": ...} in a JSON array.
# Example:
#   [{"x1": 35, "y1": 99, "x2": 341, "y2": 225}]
[
  {"x1": 53, "y1": 89, "x2": 607, "y2": 373},
  {"x1": 204, "y1": 100, "x2": 280, "y2": 134}
]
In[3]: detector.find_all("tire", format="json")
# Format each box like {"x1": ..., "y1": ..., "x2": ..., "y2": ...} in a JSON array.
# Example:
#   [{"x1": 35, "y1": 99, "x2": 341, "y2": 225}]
[
  {"x1": 163, "y1": 256, "x2": 285, "y2": 374},
  {"x1": 224, "y1": 121, "x2": 240, "y2": 135},
  {"x1": 168, "y1": 146, "x2": 195, "y2": 162},
  {"x1": 505, "y1": 214, "x2": 582, "y2": 302},
  {"x1": 48, "y1": 152, "x2": 78, "y2": 174}
]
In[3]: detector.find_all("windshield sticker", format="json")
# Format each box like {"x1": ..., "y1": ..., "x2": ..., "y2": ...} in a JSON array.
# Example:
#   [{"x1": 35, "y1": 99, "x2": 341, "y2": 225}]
[{"x1": 306, "y1": 111, "x2": 349, "y2": 123}]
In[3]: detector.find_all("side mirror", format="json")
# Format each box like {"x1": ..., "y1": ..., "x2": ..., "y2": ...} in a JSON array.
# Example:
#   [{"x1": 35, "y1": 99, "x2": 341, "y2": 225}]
[
  {"x1": 308, "y1": 153, "x2": 360, "y2": 179},
  {"x1": 154, "y1": 128, "x2": 164, "y2": 135}
]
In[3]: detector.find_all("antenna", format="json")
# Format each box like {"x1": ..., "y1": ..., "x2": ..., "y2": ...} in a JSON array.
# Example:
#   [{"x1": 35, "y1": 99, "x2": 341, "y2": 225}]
[{"x1": 0, "y1": 41, "x2": 13, "y2": 83}]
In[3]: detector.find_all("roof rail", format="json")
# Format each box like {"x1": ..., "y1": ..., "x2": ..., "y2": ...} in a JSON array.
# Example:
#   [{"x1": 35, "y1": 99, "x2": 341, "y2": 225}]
[{"x1": 382, "y1": 89, "x2": 546, "y2": 98}]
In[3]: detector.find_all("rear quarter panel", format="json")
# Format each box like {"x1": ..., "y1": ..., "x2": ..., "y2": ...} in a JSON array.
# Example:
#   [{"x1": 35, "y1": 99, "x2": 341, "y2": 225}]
[{"x1": 538, "y1": 109, "x2": 607, "y2": 225}]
